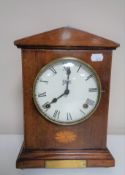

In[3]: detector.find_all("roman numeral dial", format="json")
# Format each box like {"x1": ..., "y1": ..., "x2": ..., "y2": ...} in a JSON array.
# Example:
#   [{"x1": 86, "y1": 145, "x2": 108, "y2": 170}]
[
  {"x1": 38, "y1": 92, "x2": 46, "y2": 97},
  {"x1": 49, "y1": 66, "x2": 57, "y2": 74},
  {"x1": 85, "y1": 74, "x2": 94, "y2": 81},
  {"x1": 53, "y1": 110, "x2": 60, "y2": 119},
  {"x1": 33, "y1": 57, "x2": 101, "y2": 125},
  {"x1": 67, "y1": 112, "x2": 72, "y2": 120},
  {"x1": 89, "y1": 88, "x2": 98, "y2": 92}
]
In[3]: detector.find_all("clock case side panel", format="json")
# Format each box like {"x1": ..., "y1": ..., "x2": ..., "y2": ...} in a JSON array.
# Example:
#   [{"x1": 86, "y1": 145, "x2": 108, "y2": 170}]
[
  {"x1": 21, "y1": 49, "x2": 47, "y2": 148},
  {"x1": 21, "y1": 49, "x2": 112, "y2": 150}
]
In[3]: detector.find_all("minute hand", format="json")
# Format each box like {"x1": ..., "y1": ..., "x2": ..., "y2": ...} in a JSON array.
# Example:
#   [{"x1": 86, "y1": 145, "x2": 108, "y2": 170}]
[{"x1": 65, "y1": 67, "x2": 71, "y2": 92}]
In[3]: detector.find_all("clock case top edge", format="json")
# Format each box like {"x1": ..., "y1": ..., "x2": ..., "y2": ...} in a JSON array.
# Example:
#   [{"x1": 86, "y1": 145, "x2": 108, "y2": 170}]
[{"x1": 14, "y1": 27, "x2": 120, "y2": 50}]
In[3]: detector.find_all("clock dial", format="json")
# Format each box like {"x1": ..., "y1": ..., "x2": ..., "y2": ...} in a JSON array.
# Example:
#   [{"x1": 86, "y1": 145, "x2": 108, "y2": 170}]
[{"x1": 33, "y1": 57, "x2": 101, "y2": 125}]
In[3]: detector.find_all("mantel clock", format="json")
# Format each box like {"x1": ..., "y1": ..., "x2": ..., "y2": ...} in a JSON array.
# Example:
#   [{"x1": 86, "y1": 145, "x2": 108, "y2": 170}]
[{"x1": 14, "y1": 27, "x2": 119, "y2": 168}]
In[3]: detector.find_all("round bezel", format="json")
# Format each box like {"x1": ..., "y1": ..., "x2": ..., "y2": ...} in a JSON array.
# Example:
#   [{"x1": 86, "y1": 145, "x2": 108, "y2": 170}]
[{"x1": 33, "y1": 57, "x2": 101, "y2": 125}]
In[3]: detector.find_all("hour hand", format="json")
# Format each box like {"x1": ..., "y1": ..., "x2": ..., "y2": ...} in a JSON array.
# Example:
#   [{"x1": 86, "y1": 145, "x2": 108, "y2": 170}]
[{"x1": 43, "y1": 91, "x2": 66, "y2": 109}]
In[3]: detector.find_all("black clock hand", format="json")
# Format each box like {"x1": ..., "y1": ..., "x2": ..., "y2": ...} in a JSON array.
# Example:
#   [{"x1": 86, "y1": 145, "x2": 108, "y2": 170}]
[
  {"x1": 45, "y1": 90, "x2": 68, "y2": 108},
  {"x1": 51, "y1": 92, "x2": 65, "y2": 103},
  {"x1": 52, "y1": 67, "x2": 71, "y2": 99},
  {"x1": 45, "y1": 68, "x2": 71, "y2": 109},
  {"x1": 65, "y1": 67, "x2": 71, "y2": 92}
]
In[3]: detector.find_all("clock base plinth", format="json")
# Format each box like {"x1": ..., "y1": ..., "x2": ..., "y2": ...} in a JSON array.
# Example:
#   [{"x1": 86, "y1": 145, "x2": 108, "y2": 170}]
[{"x1": 16, "y1": 144, "x2": 115, "y2": 168}]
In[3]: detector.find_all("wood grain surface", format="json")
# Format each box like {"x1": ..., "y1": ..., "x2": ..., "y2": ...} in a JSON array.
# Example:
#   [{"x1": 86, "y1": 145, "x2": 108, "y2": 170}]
[{"x1": 15, "y1": 27, "x2": 119, "y2": 168}]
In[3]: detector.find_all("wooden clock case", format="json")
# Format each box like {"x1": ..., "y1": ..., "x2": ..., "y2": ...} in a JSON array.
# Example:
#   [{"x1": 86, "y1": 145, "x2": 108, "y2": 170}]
[{"x1": 14, "y1": 27, "x2": 119, "y2": 168}]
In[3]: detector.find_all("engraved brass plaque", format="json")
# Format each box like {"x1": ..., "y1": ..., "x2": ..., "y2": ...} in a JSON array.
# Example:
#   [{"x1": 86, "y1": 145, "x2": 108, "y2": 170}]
[{"x1": 45, "y1": 160, "x2": 86, "y2": 168}]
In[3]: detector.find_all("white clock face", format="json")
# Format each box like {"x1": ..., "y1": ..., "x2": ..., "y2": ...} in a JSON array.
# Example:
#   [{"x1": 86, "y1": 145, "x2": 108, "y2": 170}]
[{"x1": 33, "y1": 57, "x2": 101, "y2": 125}]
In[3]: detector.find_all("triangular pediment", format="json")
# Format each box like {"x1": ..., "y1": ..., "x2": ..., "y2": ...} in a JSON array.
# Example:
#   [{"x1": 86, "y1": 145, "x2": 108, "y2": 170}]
[{"x1": 14, "y1": 27, "x2": 119, "y2": 49}]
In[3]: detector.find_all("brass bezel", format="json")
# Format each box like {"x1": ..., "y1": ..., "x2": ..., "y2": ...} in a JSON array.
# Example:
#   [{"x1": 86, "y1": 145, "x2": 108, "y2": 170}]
[{"x1": 33, "y1": 57, "x2": 101, "y2": 125}]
